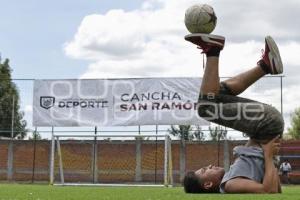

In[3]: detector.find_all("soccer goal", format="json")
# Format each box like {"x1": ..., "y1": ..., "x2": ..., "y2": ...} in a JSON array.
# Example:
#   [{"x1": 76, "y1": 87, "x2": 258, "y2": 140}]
[{"x1": 49, "y1": 134, "x2": 173, "y2": 187}]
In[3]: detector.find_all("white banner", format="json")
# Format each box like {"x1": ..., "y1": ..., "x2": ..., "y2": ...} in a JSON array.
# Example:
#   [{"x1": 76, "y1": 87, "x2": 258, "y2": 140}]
[{"x1": 33, "y1": 78, "x2": 209, "y2": 126}]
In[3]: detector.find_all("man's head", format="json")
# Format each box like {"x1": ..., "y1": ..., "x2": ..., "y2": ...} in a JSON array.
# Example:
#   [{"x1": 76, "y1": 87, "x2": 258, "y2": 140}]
[
  {"x1": 284, "y1": 159, "x2": 289, "y2": 164},
  {"x1": 183, "y1": 165, "x2": 225, "y2": 193}
]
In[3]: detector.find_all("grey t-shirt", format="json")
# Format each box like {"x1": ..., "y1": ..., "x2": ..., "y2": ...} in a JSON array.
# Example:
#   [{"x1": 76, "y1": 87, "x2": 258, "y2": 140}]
[{"x1": 219, "y1": 146, "x2": 265, "y2": 193}]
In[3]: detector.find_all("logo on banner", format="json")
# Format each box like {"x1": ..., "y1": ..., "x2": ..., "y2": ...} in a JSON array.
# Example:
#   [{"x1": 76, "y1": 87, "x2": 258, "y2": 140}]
[{"x1": 40, "y1": 96, "x2": 55, "y2": 109}]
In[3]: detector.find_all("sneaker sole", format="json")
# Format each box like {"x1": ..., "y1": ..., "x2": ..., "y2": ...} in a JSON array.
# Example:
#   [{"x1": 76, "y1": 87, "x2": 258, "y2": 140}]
[
  {"x1": 185, "y1": 33, "x2": 225, "y2": 48},
  {"x1": 265, "y1": 36, "x2": 283, "y2": 74}
]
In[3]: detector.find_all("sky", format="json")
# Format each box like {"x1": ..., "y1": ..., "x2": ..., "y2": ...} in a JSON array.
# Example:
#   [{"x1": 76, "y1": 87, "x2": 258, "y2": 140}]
[{"x1": 0, "y1": 0, "x2": 299, "y2": 139}]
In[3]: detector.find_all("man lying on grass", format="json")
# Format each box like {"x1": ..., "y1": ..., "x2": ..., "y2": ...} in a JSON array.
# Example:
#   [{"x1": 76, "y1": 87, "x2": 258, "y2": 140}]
[
  {"x1": 183, "y1": 33, "x2": 284, "y2": 193},
  {"x1": 183, "y1": 136, "x2": 281, "y2": 193}
]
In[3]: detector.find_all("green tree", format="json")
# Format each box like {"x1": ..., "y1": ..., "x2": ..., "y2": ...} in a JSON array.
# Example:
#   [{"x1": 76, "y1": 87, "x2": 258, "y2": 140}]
[
  {"x1": 208, "y1": 125, "x2": 227, "y2": 141},
  {"x1": 0, "y1": 58, "x2": 27, "y2": 138},
  {"x1": 168, "y1": 125, "x2": 205, "y2": 141},
  {"x1": 28, "y1": 130, "x2": 42, "y2": 140},
  {"x1": 287, "y1": 107, "x2": 300, "y2": 139}
]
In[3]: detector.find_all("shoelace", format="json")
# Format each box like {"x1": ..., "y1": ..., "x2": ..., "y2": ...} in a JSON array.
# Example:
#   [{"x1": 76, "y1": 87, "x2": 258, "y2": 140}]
[
  {"x1": 195, "y1": 47, "x2": 207, "y2": 69},
  {"x1": 197, "y1": 46, "x2": 209, "y2": 54}
]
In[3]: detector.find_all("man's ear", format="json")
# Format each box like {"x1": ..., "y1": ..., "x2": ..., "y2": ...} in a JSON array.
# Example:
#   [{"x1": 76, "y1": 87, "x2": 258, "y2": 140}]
[{"x1": 203, "y1": 181, "x2": 213, "y2": 190}]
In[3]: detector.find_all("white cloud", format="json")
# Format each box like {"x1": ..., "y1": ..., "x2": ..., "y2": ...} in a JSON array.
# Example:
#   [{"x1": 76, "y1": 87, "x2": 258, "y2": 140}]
[
  {"x1": 64, "y1": 0, "x2": 300, "y2": 131},
  {"x1": 65, "y1": 0, "x2": 300, "y2": 77},
  {"x1": 212, "y1": 0, "x2": 300, "y2": 41}
]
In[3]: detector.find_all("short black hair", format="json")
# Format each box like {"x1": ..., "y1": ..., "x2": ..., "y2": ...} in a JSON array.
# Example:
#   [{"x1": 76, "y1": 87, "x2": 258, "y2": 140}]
[
  {"x1": 183, "y1": 171, "x2": 202, "y2": 193},
  {"x1": 183, "y1": 171, "x2": 220, "y2": 193}
]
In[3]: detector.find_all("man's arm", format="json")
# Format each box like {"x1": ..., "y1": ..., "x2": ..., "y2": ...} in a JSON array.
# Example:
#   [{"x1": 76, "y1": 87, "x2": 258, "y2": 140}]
[
  {"x1": 288, "y1": 163, "x2": 292, "y2": 171},
  {"x1": 279, "y1": 163, "x2": 283, "y2": 172},
  {"x1": 224, "y1": 167, "x2": 279, "y2": 193},
  {"x1": 277, "y1": 172, "x2": 282, "y2": 193},
  {"x1": 224, "y1": 136, "x2": 281, "y2": 193},
  {"x1": 224, "y1": 178, "x2": 271, "y2": 193},
  {"x1": 262, "y1": 145, "x2": 279, "y2": 193}
]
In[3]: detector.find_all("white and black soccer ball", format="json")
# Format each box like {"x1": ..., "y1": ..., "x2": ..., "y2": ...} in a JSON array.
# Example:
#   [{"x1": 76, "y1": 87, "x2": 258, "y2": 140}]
[{"x1": 184, "y1": 4, "x2": 217, "y2": 34}]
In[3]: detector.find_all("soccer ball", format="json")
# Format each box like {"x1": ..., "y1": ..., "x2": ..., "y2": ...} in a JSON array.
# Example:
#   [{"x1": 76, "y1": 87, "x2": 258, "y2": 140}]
[{"x1": 184, "y1": 4, "x2": 217, "y2": 34}]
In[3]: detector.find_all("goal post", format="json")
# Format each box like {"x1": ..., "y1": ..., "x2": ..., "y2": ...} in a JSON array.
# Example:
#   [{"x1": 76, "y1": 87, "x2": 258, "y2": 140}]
[{"x1": 49, "y1": 134, "x2": 173, "y2": 187}]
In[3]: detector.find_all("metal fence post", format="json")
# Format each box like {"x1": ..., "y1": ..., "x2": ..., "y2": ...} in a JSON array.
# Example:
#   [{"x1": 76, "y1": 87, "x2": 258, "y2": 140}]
[{"x1": 49, "y1": 127, "x2": 55, "y2": 185}]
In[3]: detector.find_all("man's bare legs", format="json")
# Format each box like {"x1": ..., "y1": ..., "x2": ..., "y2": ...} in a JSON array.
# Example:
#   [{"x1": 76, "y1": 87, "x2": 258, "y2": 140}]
[
  {"x1": 200, "y1": 57, "x2": 220, "y2": 95},
  {"x1": 186, "y1": 34, "x2": 283, "y2": 97},
  {"x1": 198, "y1": 36, "x2": 284, "y2": 97},
  {"x1": 201, "y1": 57, "x2": 266, "y2": 96},
  {"x1": 222, "y1": 66, "x2": 266, "y2": 96},
  {"x1": 187, "y1": 34, "x2": 284, "y2": 144}
]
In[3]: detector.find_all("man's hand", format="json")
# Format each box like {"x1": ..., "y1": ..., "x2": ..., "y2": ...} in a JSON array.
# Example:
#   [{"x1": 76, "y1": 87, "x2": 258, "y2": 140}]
[
  {"x1": 261, "y1": 135, "x2": 281, "y2": 193},
  {"x1": 262, "y1": 135, "x2": 281, "y2": 158}
]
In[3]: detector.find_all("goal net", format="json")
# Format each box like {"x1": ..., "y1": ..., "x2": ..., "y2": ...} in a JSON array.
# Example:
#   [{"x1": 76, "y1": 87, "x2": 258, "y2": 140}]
[{"x1": 49, "y1": 134, "x2": 173, "y2": 186}]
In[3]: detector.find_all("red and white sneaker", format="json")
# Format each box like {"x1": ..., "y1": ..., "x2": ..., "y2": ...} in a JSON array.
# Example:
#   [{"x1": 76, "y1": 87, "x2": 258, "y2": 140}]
[
  {"x1": 259, "y1": 36, "x2": 283, "y2": 74},
  {"x1": 184, "y1": 33, "x2": 225, "y2": 53}
]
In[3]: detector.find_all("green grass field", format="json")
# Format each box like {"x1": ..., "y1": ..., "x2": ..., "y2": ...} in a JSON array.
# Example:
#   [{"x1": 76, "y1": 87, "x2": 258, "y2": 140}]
[{"x1": 0, "y1": 184, "x2": 300, "y2": 200}]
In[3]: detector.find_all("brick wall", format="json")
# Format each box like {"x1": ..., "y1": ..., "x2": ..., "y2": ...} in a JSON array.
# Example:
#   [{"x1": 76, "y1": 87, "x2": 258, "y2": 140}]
[{"x1": 0, "y1": 142, "x2": 8, "y2": 180}]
